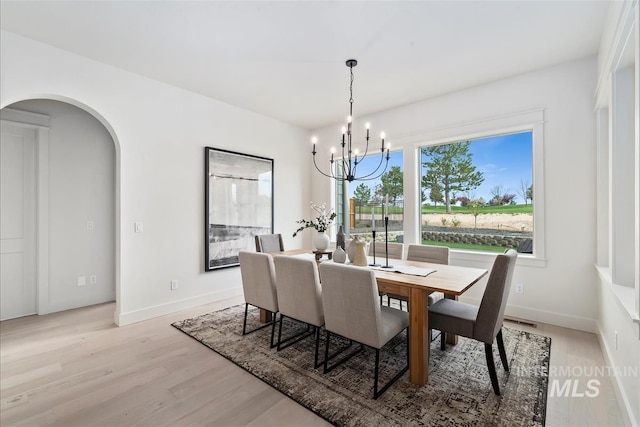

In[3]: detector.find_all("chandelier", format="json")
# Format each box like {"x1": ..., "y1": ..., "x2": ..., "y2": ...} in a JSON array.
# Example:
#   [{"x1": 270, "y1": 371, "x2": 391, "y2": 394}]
[{"x1": 312, "y1": 59, "x2": 390, "y2": 183}]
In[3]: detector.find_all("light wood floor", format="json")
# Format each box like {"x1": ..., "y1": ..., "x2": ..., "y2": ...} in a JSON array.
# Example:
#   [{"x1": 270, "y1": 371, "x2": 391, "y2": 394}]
[{"x1": 1, "y1": 300, "x2": 626, "y2": 426}]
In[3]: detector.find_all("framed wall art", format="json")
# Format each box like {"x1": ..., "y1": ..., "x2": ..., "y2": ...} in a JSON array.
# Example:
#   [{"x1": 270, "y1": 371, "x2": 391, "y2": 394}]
[{"x1": 205, "y1": 147, "x2": 274, "y2": 270}]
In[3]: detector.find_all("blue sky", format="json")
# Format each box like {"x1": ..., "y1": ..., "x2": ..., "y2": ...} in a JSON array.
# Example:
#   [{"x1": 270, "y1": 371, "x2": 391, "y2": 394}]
[
  {"x1": 461, "y1": 131, "x2": 533, "y2": 202},
  {"x1": 347, "y1": 131, "x2": 533, "y2": 203}
]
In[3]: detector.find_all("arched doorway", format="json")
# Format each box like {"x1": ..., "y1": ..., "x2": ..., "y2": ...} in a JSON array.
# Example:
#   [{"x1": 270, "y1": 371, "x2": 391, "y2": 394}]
[{"x1": 1, "y1": 97, "x2": 120, "y2": 321}]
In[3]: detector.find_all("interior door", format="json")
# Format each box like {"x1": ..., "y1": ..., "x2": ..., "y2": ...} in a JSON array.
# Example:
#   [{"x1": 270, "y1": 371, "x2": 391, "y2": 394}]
[{"x1": 1, "y1": 123, "x2": 37, "y2": 320}]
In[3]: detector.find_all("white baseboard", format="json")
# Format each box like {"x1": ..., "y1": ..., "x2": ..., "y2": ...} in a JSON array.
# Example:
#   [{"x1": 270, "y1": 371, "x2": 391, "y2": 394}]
[
  {"x1": 461, "y1": 296, "x2": 597, "y2": 333},
  {"x1": 596, "y1": 324, "x2": 637, "y2": 427},
  {"x1": 38, "y1": 294, "x2": 115, "y2": 317},
  {"x1": 116, "y1": 288, "x2": 242, "y2": 326}
]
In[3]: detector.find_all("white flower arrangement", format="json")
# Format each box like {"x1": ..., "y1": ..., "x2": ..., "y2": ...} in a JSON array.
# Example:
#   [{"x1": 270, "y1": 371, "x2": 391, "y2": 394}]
[{"x1": 292, "y1": 202, "x2": 337, "y2": 237}]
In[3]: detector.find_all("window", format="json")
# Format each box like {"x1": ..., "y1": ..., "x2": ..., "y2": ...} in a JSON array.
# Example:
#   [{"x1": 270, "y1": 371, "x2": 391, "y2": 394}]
[
  {"x1": 336, "y1": 151, "x2": 404, "y2": 242},
  {"x1": 419, "y1": 131, "x2": 533, "y2": 254}
]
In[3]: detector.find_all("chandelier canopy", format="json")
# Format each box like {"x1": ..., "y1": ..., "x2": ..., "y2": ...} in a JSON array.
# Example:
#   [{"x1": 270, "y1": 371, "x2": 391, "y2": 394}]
[{"x1": 312, "y1": 59, "x2": 390, "y2": 183}]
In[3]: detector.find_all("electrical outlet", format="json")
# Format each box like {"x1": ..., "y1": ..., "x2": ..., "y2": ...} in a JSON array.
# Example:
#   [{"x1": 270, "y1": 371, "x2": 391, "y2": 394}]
[
  {"x1": 515, "y1": 283, "x2": 524, "y2": 294},
  {"x1": 614, "y1": 330, "x2": 618, "y2": 350},
  {"x1": 77, "y1": 276, "x2": 86, "y2": 287},
  {"x1": 171, "y1": 280, "x2": 179, "y2": 290},
  {"x1": 90, "y1": 275, "x2": 97, "y2": 284},
  {"x1": 87, "y1": 220, "x2": 94, "y2": 231},
  {"x1": 134, "y1": 222, "x2": 144, "y2": 233}
]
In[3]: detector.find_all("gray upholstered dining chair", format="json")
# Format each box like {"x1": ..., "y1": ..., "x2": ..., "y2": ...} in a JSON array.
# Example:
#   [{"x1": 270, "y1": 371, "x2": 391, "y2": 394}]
[
  {"x1": 406, "y1": 244, "x2": 449, "y2": 306},
  {"x1": 273, "y1": 255, "x2": 325, "y2": 368},
  {"x1": 255, "y1": 234, "x2": 285, "y2": 253},
  {"x1": 238, "y1": 251, "x2": 279, "y2": 348},
  {"x1": 407, "y1": 244, "x2": 450, "y2": 341},
  {"x1": 369, "y1": 241, "x2": 404, "y2": 260},
  {"x1": 429, "y1": 249, "x2": 517, "y2": 395},
  {"x1": 406, "y1": 243, "x2": 449, "y2": 264},
  {"x1": 319, "y1": 262, "x2": 409, "y2": 399}
]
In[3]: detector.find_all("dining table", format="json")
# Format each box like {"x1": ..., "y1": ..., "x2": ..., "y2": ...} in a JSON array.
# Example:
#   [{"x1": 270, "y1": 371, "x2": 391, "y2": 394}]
[{"x1": 272, "y1": 248, "x2": 488, "y2": 386}]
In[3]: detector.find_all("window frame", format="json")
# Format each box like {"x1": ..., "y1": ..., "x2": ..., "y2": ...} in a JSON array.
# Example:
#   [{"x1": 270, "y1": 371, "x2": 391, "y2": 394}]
[{"x1": 405, "y1": 109, "x2": 546, "y2": 267}]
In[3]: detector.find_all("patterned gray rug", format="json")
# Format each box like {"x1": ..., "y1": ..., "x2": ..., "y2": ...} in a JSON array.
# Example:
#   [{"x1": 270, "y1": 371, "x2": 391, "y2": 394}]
[{"x1": 172, "y1": 305, "x2": 550, "y2": 427}]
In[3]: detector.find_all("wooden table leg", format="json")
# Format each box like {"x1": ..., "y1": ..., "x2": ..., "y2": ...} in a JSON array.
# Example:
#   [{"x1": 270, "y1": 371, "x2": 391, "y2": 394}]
[
  {"x1": 408, "y1": 288, "x2": 429, "y2": 386},
  {"x1": 259, "y1": 309, "x2": 272, "y2": 323},
  {"x1": 444, "y1": 294, "x2": 459, "y2": 345}
]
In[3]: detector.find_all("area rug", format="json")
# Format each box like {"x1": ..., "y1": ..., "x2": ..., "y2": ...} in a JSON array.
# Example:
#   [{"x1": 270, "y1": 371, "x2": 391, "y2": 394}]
[{"x1": 172, "y1": 305, "x2": 550, "y2": 427}]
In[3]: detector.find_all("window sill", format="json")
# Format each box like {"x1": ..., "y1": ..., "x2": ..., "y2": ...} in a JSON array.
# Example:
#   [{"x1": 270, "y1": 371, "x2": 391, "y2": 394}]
[
  {"x1": 595, "y1": 265, "x2": 640, "y2": 324},
  {"x1": 450, "y1": 249, "x2": 546, "y2": 268}
]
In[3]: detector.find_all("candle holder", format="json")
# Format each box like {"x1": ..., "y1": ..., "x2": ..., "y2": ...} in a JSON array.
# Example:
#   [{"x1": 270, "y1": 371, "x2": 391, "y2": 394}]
[
  {"x1": 369, "y1": 230, "x2": 381, "y2": 267},
  {"x1": 381, "y1": 216, "x2": 394, "y2": 269}
]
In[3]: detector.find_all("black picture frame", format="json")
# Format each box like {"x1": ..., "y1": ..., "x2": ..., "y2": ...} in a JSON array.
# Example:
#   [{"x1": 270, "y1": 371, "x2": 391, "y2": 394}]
[{"x1": 205, "y1": 147, "x2": 274, "y2": 271}]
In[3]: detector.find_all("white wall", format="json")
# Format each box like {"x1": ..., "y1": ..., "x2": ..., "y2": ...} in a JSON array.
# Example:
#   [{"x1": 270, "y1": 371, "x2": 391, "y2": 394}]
[
  {"x1": 0, "y1": 30, "x2": 311, "y2": 325},
  {"x1": 312, "y1": 57, "x2": 599, "y2": 332},
  {"x1": 7, "y1": 100, "x2": 116, "y2": 313}
]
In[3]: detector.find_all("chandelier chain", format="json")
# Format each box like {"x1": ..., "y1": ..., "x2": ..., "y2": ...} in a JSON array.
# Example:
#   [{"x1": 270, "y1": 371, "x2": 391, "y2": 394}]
[{"x1": 349, "y1": 65, "x2": 354, "y2": 107}]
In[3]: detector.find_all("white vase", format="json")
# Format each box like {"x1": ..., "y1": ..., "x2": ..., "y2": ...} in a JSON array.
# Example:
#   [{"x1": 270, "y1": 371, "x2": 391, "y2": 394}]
[
  {"x1": 332, "y1": 246, "x2": 346, "y2": 263},
  {"x1": 314, "y1": 231, "x2": 330, "y2": 251},
  {"x1": 352, "y1": 241, "x2": 368, "y2": 266},
  {"x1": 347, "y1": 236, "x2": 360, "y2": 262}
]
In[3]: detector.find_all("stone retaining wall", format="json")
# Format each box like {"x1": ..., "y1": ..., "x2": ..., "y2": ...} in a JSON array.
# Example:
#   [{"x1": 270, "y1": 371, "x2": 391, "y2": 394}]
[
  {"x1": 353, "y1": 230, "x2": 531, "y2": 250},
  {"x1": 421, "y1": 231, "x2": 530, "y2": 249}
]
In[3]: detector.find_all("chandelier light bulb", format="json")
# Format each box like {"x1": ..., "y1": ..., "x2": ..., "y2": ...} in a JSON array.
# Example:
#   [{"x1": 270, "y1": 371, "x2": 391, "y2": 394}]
[
  {"x1": 380, "y1": 132, "x2": 386, "y2": 139},
  {"x1": 341, "y1": 126, "x2": 347, "y2": 134},
  {"x1": 311, "y1": 136, "x2": 318, "y2": 144},
  {"x1": 365, "y1": 122, "x2": 370, "y2": 129},
  {"x1": 347, "y1": 116, "x2": 352, "y2": 124}
]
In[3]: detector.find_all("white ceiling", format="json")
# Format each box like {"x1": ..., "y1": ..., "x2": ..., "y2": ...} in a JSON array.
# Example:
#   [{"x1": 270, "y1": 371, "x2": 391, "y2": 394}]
[{"x1": 0, "y1": 1, "x2": 610, "y2": 129}]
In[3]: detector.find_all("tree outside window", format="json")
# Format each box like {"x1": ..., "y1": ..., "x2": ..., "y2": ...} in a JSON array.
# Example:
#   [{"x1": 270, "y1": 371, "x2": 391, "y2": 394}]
[
  {"x1": 336, "y1": 151, "x2": 404, "y2": 241},
  {"x1": 420, "y1": 131, "x2": 533, "y2": 253},
  {"x1": 421, "y1": 142, "x2": 484, "y2": 214},
  {"x1": 353, "y1": 183, "x2": 371, "y2": 220}
]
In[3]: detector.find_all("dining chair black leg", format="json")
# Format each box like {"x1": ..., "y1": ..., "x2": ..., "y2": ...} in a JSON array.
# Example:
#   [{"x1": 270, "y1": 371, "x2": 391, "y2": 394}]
[
  {"x1": 496, "y1": 329, "x2": 509, "y2": 371},
  {"x1": 440, "y1": 332, "x2": 446, "y2": 351},
  {"x1": 373, "y1": 329, "x2": 410, "y2": 399},
  {"x1": 276, "y1": 316, "x2": 316, "y2": 352},
  {"x1": 242, "y1": 303, "x2": 249, "y2": 335},
  {"x1": 323, "y1": 331, "x2": 332, "y2": 374},
  {"x1": 270, "y1": 312, "x2": 278, "y2": 348},
  {"x1": 484, "y1": 343, "x2": 501, "y2": 395},
  {"x1": 242, "y1": 304, "x2": 277, "y2": 345},
  {"x1": 276, "y1": 314, "x2": 285, "y2": 349},
  {"x1": 313, "y1": 326, "x2": 322, "y2": 368},
  {"x1": 373, "y1": 349, "x2": 381, "y2": 399}
]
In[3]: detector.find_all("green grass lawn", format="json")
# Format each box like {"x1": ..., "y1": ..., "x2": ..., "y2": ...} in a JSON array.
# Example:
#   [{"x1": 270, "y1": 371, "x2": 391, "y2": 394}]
[
  {"x1": 421, "y1": 240, "x2": 508, "y2": 253},
  {"x1": 421, "y1": 204, "x2": 533, "y2": 215}
]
